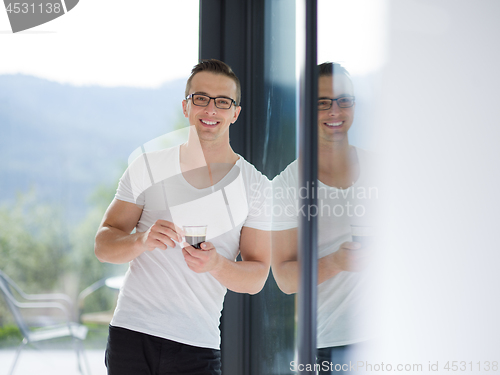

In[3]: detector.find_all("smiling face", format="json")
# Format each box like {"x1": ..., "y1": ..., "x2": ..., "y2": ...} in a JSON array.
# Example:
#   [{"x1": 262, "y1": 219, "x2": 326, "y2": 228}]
[
  {"x1": 182, "y1": 71, "x2": 241, "y2": 144},
  {"x1": 317, "y1": 74, "x2": 355, "y2": 144}
]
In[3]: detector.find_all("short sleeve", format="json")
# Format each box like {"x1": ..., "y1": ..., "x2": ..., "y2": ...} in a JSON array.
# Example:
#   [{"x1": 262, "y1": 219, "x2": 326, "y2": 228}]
[
  {"x1": 114, "y1": 153, "x2": 151, "y2": 206},
  {"x1": 115, "y1": 147, "x2": 180, "y2": 206},
  {"x1": 238, "y1": 160, "x2": 273, "y2": 231}
]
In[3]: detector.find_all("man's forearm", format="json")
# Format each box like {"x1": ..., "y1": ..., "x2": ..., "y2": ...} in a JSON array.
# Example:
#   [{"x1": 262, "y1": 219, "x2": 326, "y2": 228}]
[
  {"x1": 273, "y1": 254, "x2": 343, "y2": 295},
  {"x1": 272, "y1": 260, "x2": 300, "y2": 294},
  {"x1": 209, "y1": 256, "x2": 269, "y2": 295},
  {"x1": 95, "y1": 226, "x2": 145, "y2": 264}
]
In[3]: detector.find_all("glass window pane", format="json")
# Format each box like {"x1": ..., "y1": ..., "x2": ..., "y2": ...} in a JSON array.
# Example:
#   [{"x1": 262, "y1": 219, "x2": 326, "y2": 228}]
[
  {"x1": 312, "y1": 0, "x2": 387, "y2": 369},
  {"x1": 371, "y1": 0, "x2": 500, "y2": 366},
  {"x1": 317, "y1": 0, "x2": 500, "y2": 369},
  {"x1": 250, "y1": 1, "x2": 297, "y2": 373}
]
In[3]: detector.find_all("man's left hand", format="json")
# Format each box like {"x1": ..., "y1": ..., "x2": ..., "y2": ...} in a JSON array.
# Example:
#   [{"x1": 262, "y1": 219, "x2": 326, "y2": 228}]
[{"x1": 182, "y1": 242, "x2": 221, "y2": 273}]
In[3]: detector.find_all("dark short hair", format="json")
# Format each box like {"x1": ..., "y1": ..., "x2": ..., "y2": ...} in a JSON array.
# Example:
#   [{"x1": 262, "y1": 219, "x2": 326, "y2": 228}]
[
  {"x1": 318, "y1": 62, "x2": 351, "y2": 79},
  {"x1": 185, "y1": 59, "x2": 242, "y2": 106}
]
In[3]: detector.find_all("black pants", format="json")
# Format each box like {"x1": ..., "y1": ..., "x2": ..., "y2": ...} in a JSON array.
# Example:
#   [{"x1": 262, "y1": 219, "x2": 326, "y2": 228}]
[
  {"x1": 317, "y1": 345, "x2": 357, "y2": 375},
  {"x1": 105, "y1": 325, "x2": 221, "y2": 375}
]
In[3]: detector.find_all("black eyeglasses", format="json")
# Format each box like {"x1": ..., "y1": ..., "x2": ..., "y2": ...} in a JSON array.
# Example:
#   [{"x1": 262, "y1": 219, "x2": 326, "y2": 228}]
[
  {"x1": 318, "y1": 96, "x2": 355, "y2": 110},
  {"x1": 186, "y1": 94, "x2": 237, "y2": 109}
]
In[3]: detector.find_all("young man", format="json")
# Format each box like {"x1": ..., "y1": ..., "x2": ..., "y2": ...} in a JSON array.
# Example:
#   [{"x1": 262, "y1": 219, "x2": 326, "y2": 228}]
[
  {"x1": 95, "y1": 59, "x2": 271, "y2": 375},
  {"x1": 271, "y1": 63, "x2": 377, "y2": 374}
]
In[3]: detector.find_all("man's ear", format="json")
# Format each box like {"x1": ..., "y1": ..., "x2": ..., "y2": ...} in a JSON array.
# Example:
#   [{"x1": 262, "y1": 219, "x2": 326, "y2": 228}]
[
  {"x1": 182, "y1": 100, "x2": 188, "y2": 118},
  {"x1": 232, "y1": 105, "x2": 242, "y2": 124}
]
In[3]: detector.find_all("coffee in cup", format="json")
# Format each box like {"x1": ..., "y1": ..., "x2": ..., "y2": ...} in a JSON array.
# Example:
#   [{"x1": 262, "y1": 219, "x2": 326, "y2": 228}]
[{"x1": 183, "y1": 225, "x2": 208, "y2": 249}]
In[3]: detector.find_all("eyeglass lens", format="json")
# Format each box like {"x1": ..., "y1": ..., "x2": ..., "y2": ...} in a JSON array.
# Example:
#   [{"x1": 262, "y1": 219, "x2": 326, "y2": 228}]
[
  {"x1": 192, "y1": 94, "x2": 233, "y2": 109},
  {"x1": 318, "y1": 97, "x2": 354, "y2": 110}
]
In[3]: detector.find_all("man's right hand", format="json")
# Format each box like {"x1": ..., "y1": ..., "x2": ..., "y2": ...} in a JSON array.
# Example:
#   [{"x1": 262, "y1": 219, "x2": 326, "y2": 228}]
[
  {"x1": 95, "y1": 199, "x2": 182, "y2": 264},
  {"x1": 140, "y1": 220, "x2": 182, "y2": 251}
]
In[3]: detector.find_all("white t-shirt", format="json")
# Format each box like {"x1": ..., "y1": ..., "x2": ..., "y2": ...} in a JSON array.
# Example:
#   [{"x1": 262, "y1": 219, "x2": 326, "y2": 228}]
[
  {"x1": 111, "y1": 145, "x2": 271, "y2": 349},
  {"x1": 272, "y1": 147, "x2": 378, "y2": 348}
]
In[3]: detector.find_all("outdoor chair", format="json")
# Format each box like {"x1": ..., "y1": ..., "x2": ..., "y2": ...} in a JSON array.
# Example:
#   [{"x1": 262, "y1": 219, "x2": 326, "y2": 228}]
[
  {"x1": 78, "y1": 275, "x2": 124, "y2": 325},
  {"x1": 0, "y1": 269, "x2": 91, "y2": 375}
]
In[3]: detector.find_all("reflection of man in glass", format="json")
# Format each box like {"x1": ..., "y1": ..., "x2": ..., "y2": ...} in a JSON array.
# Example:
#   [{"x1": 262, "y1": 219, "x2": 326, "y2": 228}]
[
  {"x1": 272, "y1": 63, "x2": 376, "y2": 374},
  {"x1": 95, "y1": 59, "x2": 271, "y2": 375}
]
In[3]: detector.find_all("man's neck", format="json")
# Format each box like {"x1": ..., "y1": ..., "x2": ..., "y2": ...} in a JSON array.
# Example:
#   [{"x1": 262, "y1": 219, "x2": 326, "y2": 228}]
[
  {"x1": 199, "y1": 139, "x2": 238, "y2": 165},
  {"x1": 318, "y1": 138, "x2": 359, "y2": 188},
  {"x1": 180, "y1": 133, "x2": 238, "y2": 170},
  {"x1": 179, "y1": 134, "x2": 238, "y2": 189}
]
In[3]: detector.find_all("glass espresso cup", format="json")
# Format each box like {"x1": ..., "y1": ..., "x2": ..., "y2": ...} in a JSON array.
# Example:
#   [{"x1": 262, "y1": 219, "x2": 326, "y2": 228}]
[{"x1": 183, "y1": 225, "x2": 208, "y2": 249}]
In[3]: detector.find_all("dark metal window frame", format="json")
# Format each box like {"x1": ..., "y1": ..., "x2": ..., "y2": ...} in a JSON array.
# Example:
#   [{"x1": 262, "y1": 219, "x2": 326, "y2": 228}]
[
  {"x1": 199, "y1": 1, "x2": 318, "y2": 374},
  {"x1": 296, "y1": 1, "x2": 318, "y2": 372}
]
